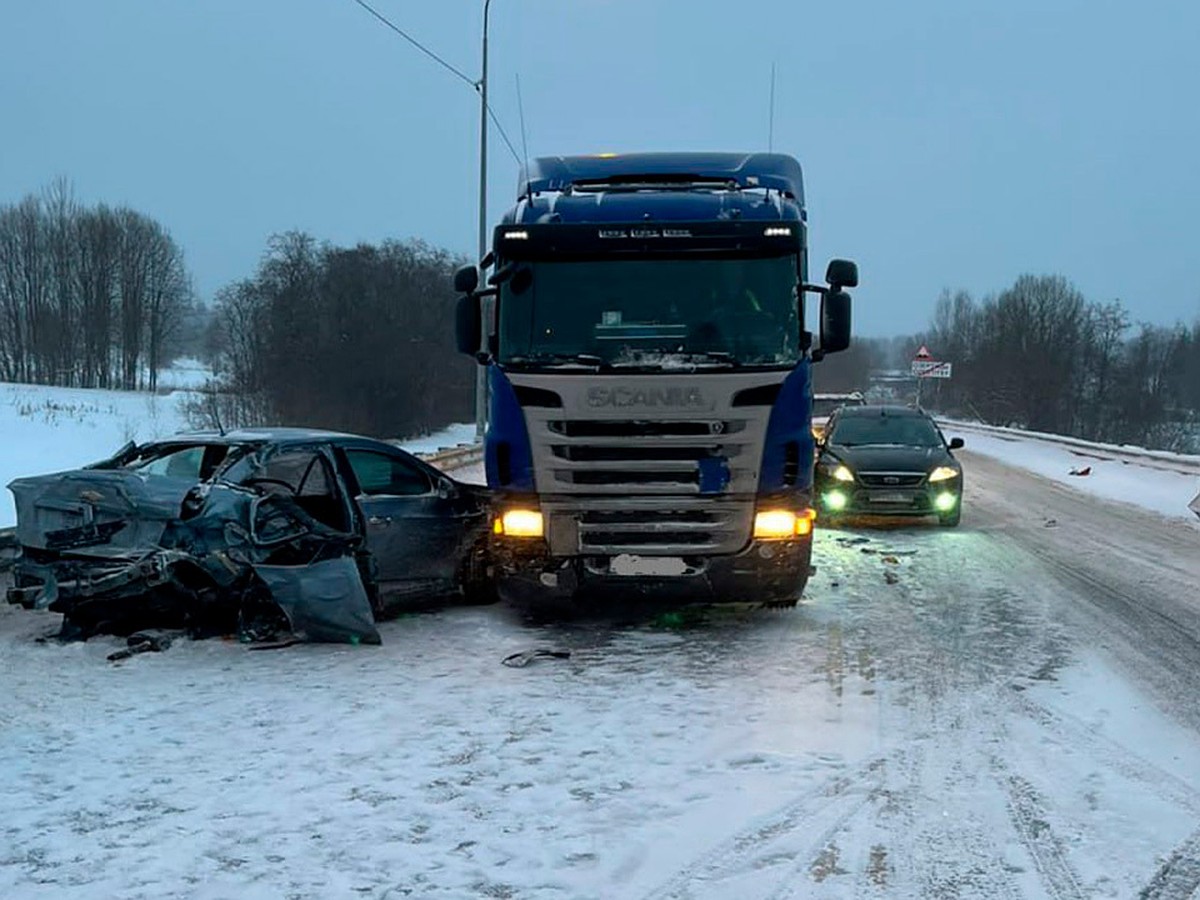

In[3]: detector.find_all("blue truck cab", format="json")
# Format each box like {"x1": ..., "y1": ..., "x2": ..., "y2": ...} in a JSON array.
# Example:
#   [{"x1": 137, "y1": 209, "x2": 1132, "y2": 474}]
[{"x1": 453, "y1": 152, "x2": 857, "y2": 614}]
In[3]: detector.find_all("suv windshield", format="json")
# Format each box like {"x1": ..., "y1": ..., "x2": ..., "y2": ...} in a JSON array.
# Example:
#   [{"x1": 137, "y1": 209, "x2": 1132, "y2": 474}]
[
  {"x1": 829, "y1": 415, "x2": 944, "y2": 447},
  {"x1": 498, "y1": 255, "x2": 800, "y2": 368}
]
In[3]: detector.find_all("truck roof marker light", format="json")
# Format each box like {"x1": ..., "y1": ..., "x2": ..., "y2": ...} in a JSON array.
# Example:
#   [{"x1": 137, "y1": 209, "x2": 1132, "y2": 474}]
[
  {"x1": 763, "y1": 226, "x2": 793, "y2": 237},
  {"x1": 504, "y1": 230, "x2": 529, "y2": 240}
]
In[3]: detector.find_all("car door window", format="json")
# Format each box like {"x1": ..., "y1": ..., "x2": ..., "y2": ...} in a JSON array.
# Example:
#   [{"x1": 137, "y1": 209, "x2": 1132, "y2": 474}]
[{"x1": 345, "y1": 450, "x2": 431, "y2": 497}]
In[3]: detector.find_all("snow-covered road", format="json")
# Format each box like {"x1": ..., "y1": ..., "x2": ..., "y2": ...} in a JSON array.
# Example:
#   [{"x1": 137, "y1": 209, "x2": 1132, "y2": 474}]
[{"x1": 2, "y1": 452, "x2": 1199, "y2": 898}]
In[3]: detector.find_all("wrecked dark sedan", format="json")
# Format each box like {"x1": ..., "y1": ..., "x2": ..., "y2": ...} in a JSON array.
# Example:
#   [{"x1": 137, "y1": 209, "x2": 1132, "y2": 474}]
[{"x1": 6, "y1": 428, "x2": 492, "y2": 644}]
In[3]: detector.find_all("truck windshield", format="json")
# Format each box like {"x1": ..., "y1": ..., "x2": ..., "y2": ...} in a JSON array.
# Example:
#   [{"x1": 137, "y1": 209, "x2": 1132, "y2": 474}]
[{"x1": 498, "y1": 255, "x2": 800, "y2": 368}]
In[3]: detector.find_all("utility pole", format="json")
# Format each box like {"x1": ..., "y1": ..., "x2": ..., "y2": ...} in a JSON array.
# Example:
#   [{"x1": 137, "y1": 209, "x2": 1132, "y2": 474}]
[{"x1": 474, "y1": 0, "x2": 492, "y2": 442}]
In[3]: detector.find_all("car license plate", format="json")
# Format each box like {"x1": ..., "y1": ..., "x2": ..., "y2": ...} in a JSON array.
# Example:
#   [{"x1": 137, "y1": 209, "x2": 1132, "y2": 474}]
[
  {"x1": 610, "y1": 554, "x2": 689, "y2": 577},
  {"x1": 870, "y1": 492, "x2": 914, "y2": 504}
]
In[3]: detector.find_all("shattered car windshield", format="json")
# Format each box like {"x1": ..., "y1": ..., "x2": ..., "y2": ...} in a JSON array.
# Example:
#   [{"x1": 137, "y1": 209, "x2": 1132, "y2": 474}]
[{"x1": 498, "y1": 255, "x2": 801, "y2": 368}]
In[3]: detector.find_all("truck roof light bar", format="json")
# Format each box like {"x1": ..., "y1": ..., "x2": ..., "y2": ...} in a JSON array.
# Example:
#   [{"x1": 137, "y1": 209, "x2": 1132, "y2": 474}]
[
  {"x1": 763, "y1": 227, "x2": 793, "y2": 237},
  {"x1": 518, "y1": 153, "x2": 805, "y2": 204}
]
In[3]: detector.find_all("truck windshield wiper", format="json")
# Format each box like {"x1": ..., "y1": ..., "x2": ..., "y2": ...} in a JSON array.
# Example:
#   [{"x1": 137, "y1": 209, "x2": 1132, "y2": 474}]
[
  {"x1": 607, "y1": 351, "x2": 743, "y2": 371},
  {"x1": 506, "y1": 352, "x2": 608, "y2": 369},
  {"x1": 686, "y1": 351, "x2": 741, "y2": 367}
]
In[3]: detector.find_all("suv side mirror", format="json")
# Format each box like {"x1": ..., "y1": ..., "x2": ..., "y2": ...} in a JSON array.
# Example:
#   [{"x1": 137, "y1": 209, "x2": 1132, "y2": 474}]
[
  {"x1": 949, "y1": 437, "x2": 965, "y2": 450},
  {"x1": 455, "y1": 294, "x2": 482, "y2": 357},
  {"x1": 819, "y1": 289, "x2": 852, "y2": 355},
  {"x1": 825, "y1": 258, "x2": 859, "y2": 289},
  {"x1": 453, "y1": 264, "x2": 479, "y2": 294}
]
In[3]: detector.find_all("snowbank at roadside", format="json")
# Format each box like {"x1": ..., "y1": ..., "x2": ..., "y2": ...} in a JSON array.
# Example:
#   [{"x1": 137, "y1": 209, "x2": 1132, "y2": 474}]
[{"x1": 943, "y1": 423, "x2": 1200, "y2": 523}]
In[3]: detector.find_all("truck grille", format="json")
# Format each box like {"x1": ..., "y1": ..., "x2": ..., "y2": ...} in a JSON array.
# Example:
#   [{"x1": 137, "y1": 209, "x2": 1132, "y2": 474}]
[
  {"x1": 544, "y1": 419, "x2": 752, "y2": 494},
  {"x1": 544, "y1": 499, "x2": 753, "y2": 555}
]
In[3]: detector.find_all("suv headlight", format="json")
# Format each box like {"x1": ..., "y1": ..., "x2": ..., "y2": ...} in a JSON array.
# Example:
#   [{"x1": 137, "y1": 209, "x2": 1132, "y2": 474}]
[
  {"x1": 827, "y1": 464, "x2": 855, "y2": 483},
  {"x1": 928, "y1": 466, "x2": 960, "y2": 483}
]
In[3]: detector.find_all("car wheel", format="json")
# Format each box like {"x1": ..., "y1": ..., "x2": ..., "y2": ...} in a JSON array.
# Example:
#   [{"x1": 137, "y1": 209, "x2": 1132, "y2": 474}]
[
  {"x1": 459, "y1": 542, "x2": 498, "y2": 606},
  {"x1": 938, "y1": 507, "x2": 962, "y2": 527}
]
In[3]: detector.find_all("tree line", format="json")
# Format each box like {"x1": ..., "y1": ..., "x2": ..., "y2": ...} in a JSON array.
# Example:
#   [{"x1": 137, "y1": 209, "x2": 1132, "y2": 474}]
[
  {"x1": 0, "y1": 181, "x2": 192, "y2": 391},
  {"x1": 197, "y1": 232, "x2": 474, "y2": 439},
  {"x1": 916, "y1": 275, "x2": 1200, "y2": 452}
]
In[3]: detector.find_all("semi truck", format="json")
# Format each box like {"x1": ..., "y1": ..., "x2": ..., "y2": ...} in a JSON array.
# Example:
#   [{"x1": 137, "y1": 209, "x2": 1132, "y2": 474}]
[{"x1": 453, "y1": 152, "x2": 856, "y2": 614}]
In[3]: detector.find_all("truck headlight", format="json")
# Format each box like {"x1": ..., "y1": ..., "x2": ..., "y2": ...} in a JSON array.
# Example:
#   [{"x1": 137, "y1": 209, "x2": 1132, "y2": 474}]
[
  {"x1": 831, "y1": 465, "x2": 855, "y2": 483},
  {"x1": 494, "y1": 508, "x2": 544, "y2": 538},
  {"x1": 928, "y1": 466, "x2": 960, "y2": 483},
  {"x1": 754, "y1": 508, "x2": 816, "y2": 540}
]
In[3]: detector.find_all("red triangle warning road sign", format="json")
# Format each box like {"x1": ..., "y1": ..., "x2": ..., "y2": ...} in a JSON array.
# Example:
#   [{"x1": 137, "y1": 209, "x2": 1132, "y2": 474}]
[{"x1": 915, "y1": 345, "x2": 932, "y2": 359}]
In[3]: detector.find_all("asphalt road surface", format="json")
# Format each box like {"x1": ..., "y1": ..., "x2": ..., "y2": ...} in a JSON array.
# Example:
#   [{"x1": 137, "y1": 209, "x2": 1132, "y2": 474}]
[{"x1": 1, "y1": 452, "x2": 1198, "y2": 898}]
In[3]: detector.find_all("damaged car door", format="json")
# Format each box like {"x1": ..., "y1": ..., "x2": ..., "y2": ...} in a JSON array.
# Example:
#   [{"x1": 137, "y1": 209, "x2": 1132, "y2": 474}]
[{"x1": 337, "y1": 443, "x2": 476, "y2": 606}]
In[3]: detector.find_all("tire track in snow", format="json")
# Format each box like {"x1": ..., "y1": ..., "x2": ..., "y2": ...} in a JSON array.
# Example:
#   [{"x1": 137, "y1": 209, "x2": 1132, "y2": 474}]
[
  {"x1": 1137, "y1": 825, "x2": 1200, "y2": 899},
  {"x1": 1009, "y1": 690, "x2": 1200, "y2": 815},
  {"x1": 638, "y1": 757, "x2": 885, "y2": 900},
  {"x1": 1001, "y1": 773, "x2": 1087, "y2": 900}
]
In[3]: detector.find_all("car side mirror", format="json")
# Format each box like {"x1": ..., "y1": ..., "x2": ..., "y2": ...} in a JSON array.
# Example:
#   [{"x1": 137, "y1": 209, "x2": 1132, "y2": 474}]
[
  {"x1": 455, "y1": 293, "x2": 482, "y2": 357},
  {"x1": 453, "y1": 264, "x2": 479, "y2": 294},
  {"x1": 436, "y1": 477, "x2": 458, "y2": 500},
  {"x1": 819, "y1": 289, "x2": 852, "y2": 355},
  {"x1": 825, "y1": 258, "x2": 859, "y2": 289},
  {"x1": 949, "y1": 437, "x2": 965, "y2": 450}
]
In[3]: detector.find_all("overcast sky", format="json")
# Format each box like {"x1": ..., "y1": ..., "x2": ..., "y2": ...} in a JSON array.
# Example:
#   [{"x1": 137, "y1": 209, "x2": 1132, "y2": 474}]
[{"x1": 3, "y1": 0, "x2": 1198, "y2": 336}]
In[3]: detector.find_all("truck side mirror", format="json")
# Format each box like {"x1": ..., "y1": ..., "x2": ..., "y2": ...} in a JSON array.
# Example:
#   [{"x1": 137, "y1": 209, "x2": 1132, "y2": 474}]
[
  {"x1": 455, "y1": 294, "x2": 482, "y2": 357},
  {"x1": 949, "y1": 437, "x2": 965, "y2": 450},
  {"x1": 825, "y1": 258, "x2": 859, "y2": 289},
  {"x1": 453, "y1": 264, "x2": 479, "y2": 294},
  {"x1": 820, "y1": 289, "x2": 852, "y2": 355}
]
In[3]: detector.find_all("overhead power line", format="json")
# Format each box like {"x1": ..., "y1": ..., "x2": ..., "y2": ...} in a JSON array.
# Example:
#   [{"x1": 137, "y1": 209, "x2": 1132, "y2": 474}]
[
  {"x1": 350, "y1": 0, "x2": 475, "y2": 87},
  {"x1": 349, "y1": 0, "x2": 522, "y2": 165}
]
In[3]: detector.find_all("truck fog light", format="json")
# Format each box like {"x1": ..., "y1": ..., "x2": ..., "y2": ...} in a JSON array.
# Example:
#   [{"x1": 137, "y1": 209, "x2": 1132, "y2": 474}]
[
  {"x1": 824, "y1": 490, "x2": 848, "y2": 511},
  {"x1": 754, "y1": 508, "x2": 816, "y2": 540},
  {"x1": 935, "y1": 492, "x2": 958, "y2": 512},
  {"x1": 758, "y1": 543, "x2": 776, "y2": 559},
  {"x1": 495, "y1": 508, "x2": 544, "y2": 538}
]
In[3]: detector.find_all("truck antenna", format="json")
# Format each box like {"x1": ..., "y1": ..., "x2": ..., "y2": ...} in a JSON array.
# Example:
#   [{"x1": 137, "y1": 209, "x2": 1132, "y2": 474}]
[
  {"x1": 516, "y1": 73, "x2": 531, "y2": 193},
  {"x1": 768, "y1": 62, "x2": 777, "y2": 153}
]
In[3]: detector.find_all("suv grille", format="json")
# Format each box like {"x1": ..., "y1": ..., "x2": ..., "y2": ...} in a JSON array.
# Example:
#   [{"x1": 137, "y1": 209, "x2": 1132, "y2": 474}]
[{"x1": 857, "y1": 472, "x2": 926, "y2": 487}]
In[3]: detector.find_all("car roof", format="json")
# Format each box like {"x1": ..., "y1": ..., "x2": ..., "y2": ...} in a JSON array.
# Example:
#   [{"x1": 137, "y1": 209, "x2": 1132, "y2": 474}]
[
  {"x1": 834, "y1": 404, "x2": 933, "y2": 419},
  {"x1": 142, "y1": 427, "x2": 405, "y2": 450}
]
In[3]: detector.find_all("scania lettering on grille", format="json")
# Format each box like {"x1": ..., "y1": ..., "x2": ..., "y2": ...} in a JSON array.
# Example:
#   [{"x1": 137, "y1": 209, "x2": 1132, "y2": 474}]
[{"x1": 586, "y1": 386, "x2": 713, "y2": 410}]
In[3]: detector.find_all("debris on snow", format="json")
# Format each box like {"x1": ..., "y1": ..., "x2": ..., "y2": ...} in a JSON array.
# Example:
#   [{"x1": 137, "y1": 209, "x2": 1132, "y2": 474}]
[
  {"x1": 502, "y1": 648, "x2": 572, "y2": 668},
  {"x1": 1069, "y1": 465, "x2": 1093, "y2": 476},
  {"x1": 106, "y1": 629, "x2": 179, "y2": 662}
]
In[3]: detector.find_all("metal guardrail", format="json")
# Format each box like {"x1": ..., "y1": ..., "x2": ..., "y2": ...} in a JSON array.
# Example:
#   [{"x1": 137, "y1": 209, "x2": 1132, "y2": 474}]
[{"x1": 416, "y1": 443, "x2": 484, "y2": 472}]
